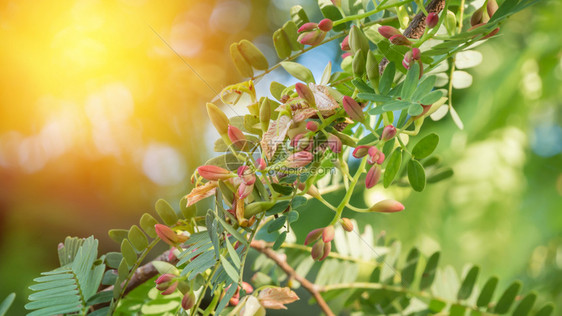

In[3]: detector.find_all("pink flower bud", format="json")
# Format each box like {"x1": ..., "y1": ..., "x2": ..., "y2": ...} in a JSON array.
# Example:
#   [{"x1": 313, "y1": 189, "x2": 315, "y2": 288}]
[
  {"x1": 298, "y1": 22, "x2": 318, "y2": 33},
  {"x1": 237, "y1": 182, "x2": 253, "y2": 199},
  {"x1": 411, "y1": 47, "x2": 421, "y2": 60},
  {"x1": 322, "y1": 226, "x2": 335, "y2": 243},
  {"x1": 155, "y1": 273, "x2": 176, "y2": 285},
  {"x1": 291, "y1": 133, "x2": 304, "y2": 148},
  {"x1": 487, "y1": 0, "x2": 499, "y2": 17},
  {"x1": 160, "y1": 280, "x2": 179, "y2": 295},
  {"x1": 342, "y1": 96, "x2": 364, "y2": 122},
  {"x1": 341, "y1": 35, "x2": 350, "y2": 50},
  {"x1": 390, "y1": 34, "x2": 412, "y2": 46},
  {"x1": 256, "y1": 158, "x2": 266, "y2": 170},
  {"x1": 367, "y1": 146, "x2": 381, "y2": 165},
  {"x1": 319, "y1": 241, "x2": 331, "y2": 261},
  {"x1": 381, "y1": 125, "x2": 397, "y2": 141},
  {"x1": 318, "y1": 19, "x2": 333, "y2": 32},
  {"x1": 197, "y1": 165, "x2": 232, "y2": 181},
  {"x1": 306, "y1": 121, "x2": 319, "y2": 132},
  {"x1": 352, "y1": 145, "x2": 371, "y2": 158},
  {"x1": 365, "y1": 165, "x2": 381, "y2": 189},
  {"x1": 228, "y1": 125, "x2": 247, "y2": 150},
  {"x1": 482, "y1": 27, "x2": 500, "y2": 39},
  {"x1": 305, "y1": 228, "x2": 324, "y2": 245},
  {"x1": 426, "y1": 12, "x2": 438, "y2": 28},
  {"x1": 298, "y1": 30, "x2": 326, "y2": 46},
  {"x1": 341, "y1": 52, "x2": 351, "y2": 59},
  {"x1": 285, "y1": 151, "x2": 313, "y2": 168},
  {"x1": 327, "y1": 133, "x2": 342, "y2": 153},
  {"x1": 341, "y1": 218, "x2": 354, "y2": 232},
  {"x1": 471, "y1": 8, "x2": 483, "y2": 26},
  {"x1": 378, "y1": 26, "x2": 401, "y2": 39},
  {"x1": 242, "y1": 282, "x2": 254, "y2": 294},
  {"x1": 403, "y1": 51, "x2": 413, "y2": 69},
  {"x1": 295, "y1": 82, "x2": 315, "y2": 106},
  {"x1": 311, "y1": 240, "x2": 325, "y2": 261},
  {"x1": 368, "y1": 199, "x2": 405, "y2": 213},
  {"x1": 155, "y1": 224, "x2": 188, "y2": 246},
  {"x1": 181, "y1": 292, "x2": 196, "y2": 310},
  {"x1": 237, "y1": 166, "x2": 255, "y2": 185}
]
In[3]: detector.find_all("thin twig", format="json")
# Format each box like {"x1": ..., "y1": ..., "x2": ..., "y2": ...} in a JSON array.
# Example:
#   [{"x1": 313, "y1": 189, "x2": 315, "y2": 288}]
[{"x1": 250, "y1": 240, "x2": 335, "y2": 316}]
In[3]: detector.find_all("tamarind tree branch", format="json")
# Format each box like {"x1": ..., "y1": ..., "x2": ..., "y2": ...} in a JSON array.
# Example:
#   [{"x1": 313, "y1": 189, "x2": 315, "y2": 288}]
[{"x1": 250, "y1": 240, "x2": 335, "y2": 316}]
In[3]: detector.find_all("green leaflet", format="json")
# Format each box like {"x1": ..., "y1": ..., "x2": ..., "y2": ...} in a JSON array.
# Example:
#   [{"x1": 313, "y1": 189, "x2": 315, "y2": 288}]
[
  {"x1": 411, "y1": 75, "x2": 437, "y2": 102},
  {"x1": 407, "y1": 159, "x2": 426, "y2": 192},
  {"x1": 139, "y1": 213, "x2": 158, "y2": 238},
  {"x1": 268, "y1": 216, "x2": 287, "y2": 233},
  {"x1": 154, "y1": 199, "x2": 178, "y2": 226},
  {"x1": 401, "y1": 63, "x2": 420, "y2": 100},
  {"x1": 401, "y1": 247, "x2": 419, "y2": 288},
  {"x1": 273, "y1": 231, "x2": 287, "y2": 250},
  {"x1": 290, "y1": 5, "x2": 309, "y2": 27},
  {"x1": 412, "y1": 133, "x2": 439, "y2": 159},
  {"x1": 215, "y1": 215, "x2": 249, "y2": 246},
  {"x1": 128, "y1": 225, "x2": 148, "y2": 252},
  {"x1": 457, "y1": 266, "x2": 479, "y2": 300},
  {"x1": 0, "y1": 294, "x2": 15, "y2": 316},
  {"x1": 383, "y1": 148, "x2": 402, "y2": 188},
  {"x1": 219, "y1": 255, "x2": 239, "y2": 283},
  {"x1": 379, "y1": 62, "x2": 395, "y2": 95},
  {"x1": 494, "y1": 281, "x2": 522, "y2": 313},
  {"x1": 512, "y1": 292, "x2": 537, "y2": 316},
  {"x1": 477, "y1": 276, "x2": 499, "y2": 307},
  {"x1": 225, "y1": 239, "x2": 241, "y2": 268},
  {"x1": 281, "y1": 61, "x2": 315, "y2": 83},
  {"x1": 419, "y1": 252, "x2": 440, "y2": 291},
  {"x1": 121, "y1": 239, "x2": 137, "y2": 267}
]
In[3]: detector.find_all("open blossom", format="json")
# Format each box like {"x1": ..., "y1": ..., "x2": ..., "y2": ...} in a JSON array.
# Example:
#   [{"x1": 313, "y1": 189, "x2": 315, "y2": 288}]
[{"x1": 367, "y1": 146, "x2": 385, "y2": 165}]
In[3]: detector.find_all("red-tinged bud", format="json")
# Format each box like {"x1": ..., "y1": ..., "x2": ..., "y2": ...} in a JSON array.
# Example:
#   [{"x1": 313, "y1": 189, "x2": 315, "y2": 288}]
[
  {"x1": 311, "y1": 240, "x2": 325, "y2": 261},
  {"x1": 237, "y1": 182, "x2": 254, "y2": 199},
  {"x1": 341, "y1": 35, "x2": 350, "y2": 50},
  {"x1": 160, "y1": 281, "x2": 179, "y2": 295},
  {"x1": 256, "y1": 158, "x2": 266, "y2": 170},
  {"x1": 342, "y1": 96, "x2": 364, "y2": 122},
  {"x1": 367, "y1": 146, "x2": 381, "y2": 165},
  {"x1": 482, "y1": 27, "x2": 500, "y2": 39},
  {"x1": 285, "y1": 151, "x2": 313, "y2": 168},
  {"x1": 322, "y1": 226, "x2": 335, "y2": 243},
  {"x1": 181, "y1": 292, "x2": 196, "y2": 310},
  {"x1": 168, "y1": 248, "x2": 177, "y2": 262},
  {"x1": 341, "y1": 218, "x2": 354, "y2": 232},
  {"x1": 369, "y1": 199, "x2": 405, "y2": 213},
  {"x1": 155, "y1": 224, "x2": 189, "y2": 246},
  {"x1": 228, "y1": 125, "x2": 247, "y2": 150},
  {"x1": 426, "y1": 12, "x2": 438, "y2": 28},
  {"x1": 365, "y1": 165, "x2": 382, "y2": 189},
  {"x1": 402, "y1": 58, "x2": 410, "y2": 70},
  {"x1": 341, "y1": 52, "x2": 351, "y2": 59},
  {"x1": 305, "y1": 228, "x2": 324, "y2": 245},
  {"x1": 471, "y1": 8, "x2": 483, "y2": 26},
  {"x1": 229, "y1": 296, "x2": 240, "y2": 306},
  {"x1": 237, "y1": 166, "x2": 255, "y2": 185},
  {"x1": 378, "y1": 25, "x2": 401, "y2": 39},
  {"x1": 197, "y1": 165, "x2": 232, "y2": 181},
  {"x1": 295, "y1": 82, "x2": 316, "y2": 106},
  {"x1": 306, "y1": 184, "x2": 321, "y2": 199},
  {"x1": 352, "y1": 145, "x2": 371, "y2": 158},
  {"x1": 389, "y1": 34, "x2": 412, "y2": 46},
  {"x1": 298, "y1": 22, "x2": 318, "y2": 33},
  {"x1": 298, "y1": 137, "x2": 312, "y2": 150},
  {"x1": 403, "y1": 51, "x2": 413, "y2": 69},
  {"x1": 319, "y1": 241, "x2": 331, "y2": 261},
  {"x1": 290, "y1": 133, "x2": 305, "y2": 148},
  {"x1": 487, "y1": 0, "x2": 499, "y2": 17},
  {"x1": 155, "y1": 273, "x2": 176, "y2": 285},
  {"x1": 327, "y1": 133, "x2": 342, "y2": 153},
  {"x1": 242, "y1": 282, "x2": 254, "y2": 294},
  {"x1": 298, "y1": 30, "x2": 326, "y2": 46},
  {"x1": 381, "y1": 125, "x2": 397, "y2": 141},
  {"x1": 376, "y1": 152, "x2": 385, "y2": 165},
  {"x1": 411, "y1": 47, "x2": 421, "y2": 60},
  {"x1": 306, "y1": 121, "x2": 319, "y2": 132},
  {"x1": 318, "y1": 19, "x2": 333, "y2": 32}
]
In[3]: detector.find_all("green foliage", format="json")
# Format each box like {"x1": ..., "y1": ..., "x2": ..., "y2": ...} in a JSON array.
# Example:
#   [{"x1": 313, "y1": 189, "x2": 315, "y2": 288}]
[
  {"x1": 25, "y1": 237, "x2": 107, "y2": 316},
  {"x1": 0, "y1": 293, "x2": 15, "y2": 316}
]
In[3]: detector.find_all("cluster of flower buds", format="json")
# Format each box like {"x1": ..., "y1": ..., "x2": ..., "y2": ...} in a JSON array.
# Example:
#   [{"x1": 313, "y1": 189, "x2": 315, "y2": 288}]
[
  {"x1": 352, "y1": 144, "x2": 387, "y2": 188},
  {"x1": 305, "y1": 226, "x2": 334, "y2": 261},
  {"x1": 155, "y1": 224, "x2": 188, "y2": 247},
  {"x1": 469, "y1": 0, "x2": 500, "y2": 39},
  {"x1": 155, "y1": 273, "x2": 179, "y2": 295},
  {"x1": 227, "y1": 282, "x2": 254, "y2": 306},
  {"x1": 297, "y1": 19, "x2": 333, "y2": 46},
  {"x1": 403, "y1": 47, "x2": 421, "y2": 70},
  {"x1": 378, "y1": 26, "x2": 412, "y2": 46}
]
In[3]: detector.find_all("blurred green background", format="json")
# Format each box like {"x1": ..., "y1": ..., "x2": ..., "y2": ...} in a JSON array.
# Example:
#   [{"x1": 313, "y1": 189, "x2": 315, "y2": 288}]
[{"x1": 0, "y1": 0, "x2": 560, "y2": 314}]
